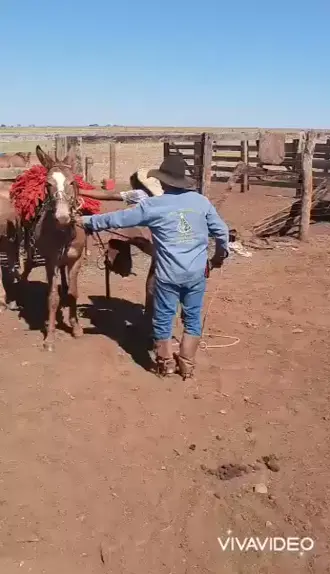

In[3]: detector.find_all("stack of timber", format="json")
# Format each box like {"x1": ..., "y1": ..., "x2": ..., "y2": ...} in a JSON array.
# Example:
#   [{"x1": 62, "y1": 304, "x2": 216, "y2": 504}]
[{"x1": 253, "y1": 179, "x2": 329, "y2": 237}]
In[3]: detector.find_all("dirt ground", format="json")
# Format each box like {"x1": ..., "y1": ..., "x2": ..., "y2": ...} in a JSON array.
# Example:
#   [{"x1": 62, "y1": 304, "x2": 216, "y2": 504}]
[{"x1": 0, "y1": 183, "x2": 330, "y2": 574}]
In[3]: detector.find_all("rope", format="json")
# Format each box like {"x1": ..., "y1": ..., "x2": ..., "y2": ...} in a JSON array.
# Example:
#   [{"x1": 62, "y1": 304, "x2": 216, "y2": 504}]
[
  {"x1": 173, "y1": 267, "x2": 240, "y2": 351},
  {"x1": 200, "y1": 267, "x2": 240, "y2": 350},
  {"x1": 94, "y1": 232, "x2": 108, "y2": 270}
]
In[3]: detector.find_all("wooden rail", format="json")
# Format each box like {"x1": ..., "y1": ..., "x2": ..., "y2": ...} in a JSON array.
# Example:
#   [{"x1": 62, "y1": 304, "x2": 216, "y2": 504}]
[{"x1": 1, "y1": 129, "x2": 329, "y2": 241}]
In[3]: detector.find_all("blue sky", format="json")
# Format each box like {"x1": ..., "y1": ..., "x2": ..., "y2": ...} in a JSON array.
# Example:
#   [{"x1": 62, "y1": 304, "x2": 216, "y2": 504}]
[{"x1": 1, "y1": 0, "x2": 329, "y2": 127}]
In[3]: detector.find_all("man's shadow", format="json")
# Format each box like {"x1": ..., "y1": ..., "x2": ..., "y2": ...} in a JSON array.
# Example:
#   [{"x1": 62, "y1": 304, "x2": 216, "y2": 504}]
[{"x1": 79, "y1": 295, "x2": 154, "y2": 371}]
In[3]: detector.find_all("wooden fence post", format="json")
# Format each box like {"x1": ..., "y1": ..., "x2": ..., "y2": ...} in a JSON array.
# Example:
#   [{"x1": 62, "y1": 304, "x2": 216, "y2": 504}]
[
  {"x1": 109, "y1": 143, "x2": 116, "y2": 179},
  {"x1": 201, "y1": 132, "x2": 213, "y2": 196},
  {"x1": 299, "y1": 130, "x2": 317, "y2": 241},
  {"x1": 324, "y1": 138, "x2": 330, "y2": 178},
  {"x1": 163, "y1": 142, "x2": 170, "y2": 158},
  {"x1": 193, "y1": 139, "x2": 203, "y2": 189},
  {"x1": 294, "y1": 132, "x2": 305, "y2": 198},
  {"x1": 55, "y1": 136, "x2": 67, "y2": 161},
  {"x1": 67, "y1": 136, "x2": 83, "y2": 175},
  {"x1": 85, "y1": 157, "x2": 93, "y2": 184},
  {"x1": 240, "y1": 139, "x2": 249, "y2": 193}
]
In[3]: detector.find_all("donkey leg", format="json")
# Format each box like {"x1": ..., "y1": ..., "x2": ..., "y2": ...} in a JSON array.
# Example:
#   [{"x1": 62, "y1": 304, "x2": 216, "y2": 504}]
[
  {"x1": 0, "y1": 266, "x2": 6, "y2": 311},
  {"x1": 44, "y1": 262, "x2": 59, "y2": 351},
  {"x1": 67, "y1": 256, "x2": 83, "y2": 339},
  {"x1": 18, "y1": 255, "x2": 34, "y2": 307},
  {"x1": 4, "y1": 240, "x2": 20, "y2": 310},
  {"x1": 60, "y1": 266, "x2": 68, "y2": 298},
  {"x1": 1, "y1": 267, "x2": 17, "y2": 310},
  {"x1": 21, "y1": 254, "x2": 34, "y2": 283}
]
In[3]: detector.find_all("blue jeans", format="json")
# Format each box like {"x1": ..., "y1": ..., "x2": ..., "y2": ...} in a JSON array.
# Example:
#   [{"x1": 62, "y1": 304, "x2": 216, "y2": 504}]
[{"x1": 153, "y1": 277, "x2": 206, "y2": 340}]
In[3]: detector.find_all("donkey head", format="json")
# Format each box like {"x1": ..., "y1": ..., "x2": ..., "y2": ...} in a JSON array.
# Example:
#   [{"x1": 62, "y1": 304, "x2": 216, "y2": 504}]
[{"x1": 36, "y1": 145, "x2": 78, "y2": 227}]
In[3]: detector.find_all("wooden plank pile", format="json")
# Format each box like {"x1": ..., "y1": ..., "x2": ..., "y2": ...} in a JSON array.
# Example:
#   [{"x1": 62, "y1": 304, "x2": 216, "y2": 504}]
[{"x1": 253, "y1": 179, "x2": 329, "y2": 237}]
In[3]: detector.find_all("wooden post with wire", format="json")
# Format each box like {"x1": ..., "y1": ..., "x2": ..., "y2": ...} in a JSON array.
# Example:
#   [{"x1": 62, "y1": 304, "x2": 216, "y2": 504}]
[
  {"x1": 201, "y1": 132, "x2": 213, "y2": 196},
  {"x1": 299, "y1": 130, "x2": 317, "y2": 241}
]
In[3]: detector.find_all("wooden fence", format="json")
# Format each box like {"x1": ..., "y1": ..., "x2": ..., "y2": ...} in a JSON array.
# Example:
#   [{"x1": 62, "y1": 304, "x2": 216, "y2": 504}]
[
  {"x1": 0, "y1": 129, "x2": 330, "y2": 240},
  {"x1": 165, "y1": 136, "x2": 330, "y2": 192},
  {"x1": 2, "y1": 130, "x2": 330, "y2": 193},
  {"x1": 212, "y1": 138, "x2": 330, "y2": 191}
]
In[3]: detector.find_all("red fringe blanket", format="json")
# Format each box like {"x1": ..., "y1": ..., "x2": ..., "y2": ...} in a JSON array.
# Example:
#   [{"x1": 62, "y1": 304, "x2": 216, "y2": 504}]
[{"x1": 10, "y1": 165, "x2": 101, "y2": 222}]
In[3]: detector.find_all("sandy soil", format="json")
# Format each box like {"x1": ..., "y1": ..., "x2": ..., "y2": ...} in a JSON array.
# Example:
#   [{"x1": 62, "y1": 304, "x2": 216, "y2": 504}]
[{"x1": 0, "y1": 183, "x2": 330, "y2": 573}]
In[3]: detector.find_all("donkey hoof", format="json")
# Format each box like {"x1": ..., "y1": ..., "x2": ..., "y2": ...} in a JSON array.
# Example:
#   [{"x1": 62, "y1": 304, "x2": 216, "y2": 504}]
[
  {"x1": 72, "y1": 325, "x2": 83, "y2": 339},
  {"x1": 43, "y1": 341, "x2": 54, "y2": 352},
  {"x1": 7, "y1": 301, "x2": 18, "y2": 311}
]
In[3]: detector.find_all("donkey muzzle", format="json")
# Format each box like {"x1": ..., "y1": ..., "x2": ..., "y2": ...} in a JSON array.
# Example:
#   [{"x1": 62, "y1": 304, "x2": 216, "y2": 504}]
[{"x1": 55, "y1": 201, "x2": 71, "y2": 226}]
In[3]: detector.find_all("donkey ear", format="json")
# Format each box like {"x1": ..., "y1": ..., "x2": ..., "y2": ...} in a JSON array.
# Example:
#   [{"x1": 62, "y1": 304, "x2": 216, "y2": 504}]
[
  {"x1": 62, "y1": 146, "x2": 76, "y2": 172},
  {"x1": 36, "y1": 146, "x2": 54, "y2": 170}
]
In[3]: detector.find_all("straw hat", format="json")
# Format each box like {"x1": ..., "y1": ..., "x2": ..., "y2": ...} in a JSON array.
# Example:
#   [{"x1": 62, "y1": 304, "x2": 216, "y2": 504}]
[{"x1": 136, "y1": 168, "x2": 164, "y2": 196}]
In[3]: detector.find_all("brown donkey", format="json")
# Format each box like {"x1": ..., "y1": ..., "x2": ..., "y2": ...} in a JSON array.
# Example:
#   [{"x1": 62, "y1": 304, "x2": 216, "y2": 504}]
[
  {"x1": 21, "y1": 146, "x2": 86, "y2": 351},
  {"x1": 0, "y1": 152, "x2": 31, "y2": 168},
  {"x1": 0, "y1": 191, "x2": 20, "y2": 310}
]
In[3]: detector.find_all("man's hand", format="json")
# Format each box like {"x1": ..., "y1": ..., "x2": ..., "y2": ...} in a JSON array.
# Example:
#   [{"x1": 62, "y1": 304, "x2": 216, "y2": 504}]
[
  {"x1": 80, "y1": 215, "x2": 94, "y2": 234},
  {"x1": 210, "y1": 245, "x2": 228, "y2": 269},
  {"x1": 210, "y1": 255, "x2": 226, "y2": 269}
]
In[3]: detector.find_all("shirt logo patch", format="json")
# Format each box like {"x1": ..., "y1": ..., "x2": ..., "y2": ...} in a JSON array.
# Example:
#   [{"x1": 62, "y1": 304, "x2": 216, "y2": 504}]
[{"x1": 177, "y1": 213, "x2": 193, "y2": 236}]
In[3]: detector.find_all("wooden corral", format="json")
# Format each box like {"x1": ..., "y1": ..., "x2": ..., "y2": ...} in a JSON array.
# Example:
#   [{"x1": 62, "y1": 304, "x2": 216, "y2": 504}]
[{"x1": 1, "y1": 129, "x2": 330, "y2": 242}]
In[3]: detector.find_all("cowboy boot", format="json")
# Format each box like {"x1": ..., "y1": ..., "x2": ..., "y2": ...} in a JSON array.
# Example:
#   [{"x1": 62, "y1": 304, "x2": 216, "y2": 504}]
[
  {"x1": 176, "y1": 333, "x2": 200, "y2": 380},
  {"x1": 154, "y1": 339, "x2": 176, "y2": 376}
]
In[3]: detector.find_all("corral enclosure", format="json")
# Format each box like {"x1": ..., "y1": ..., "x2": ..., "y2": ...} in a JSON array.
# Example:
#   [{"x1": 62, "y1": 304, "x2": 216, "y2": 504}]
[
  {"x1": 1, "y1": 127, "x2": 330, "y2": 242},
  {"x1": 1, "y1": 126, "x2": 330, "y2": 187},
  {"x1": 1, "y1": 127, "x2": 330, "y2": 574}
]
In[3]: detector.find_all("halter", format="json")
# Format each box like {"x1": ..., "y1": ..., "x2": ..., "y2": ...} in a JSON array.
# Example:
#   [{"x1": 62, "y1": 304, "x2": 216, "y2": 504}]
[{"x1": 26, "y1": 172, "x2": 82, "y2": 257}]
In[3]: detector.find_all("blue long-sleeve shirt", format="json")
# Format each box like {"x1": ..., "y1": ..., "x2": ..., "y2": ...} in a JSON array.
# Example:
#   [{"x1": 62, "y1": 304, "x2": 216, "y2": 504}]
[{"x1": 83, "y1": 189, "x2": 229, "y2": 285}]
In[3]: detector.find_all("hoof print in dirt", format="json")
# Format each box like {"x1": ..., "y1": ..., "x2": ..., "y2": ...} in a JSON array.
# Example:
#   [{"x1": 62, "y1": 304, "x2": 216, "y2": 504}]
[
  {"x1": 204, "y1": 462, "x2": 259, "y2": 481},
  {"x1": 262, "y1": 454, "x2": 280, "y2": 472}
]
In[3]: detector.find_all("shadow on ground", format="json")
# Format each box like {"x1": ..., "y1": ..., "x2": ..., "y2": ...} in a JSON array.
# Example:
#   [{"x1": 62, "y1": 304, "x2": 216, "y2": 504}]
[
  {"x1": 79, "y1": 295, "x2": 153, "y2": 371},
  {"x1": 17, "y1": 280, "x2": 77, "y2": 337}
]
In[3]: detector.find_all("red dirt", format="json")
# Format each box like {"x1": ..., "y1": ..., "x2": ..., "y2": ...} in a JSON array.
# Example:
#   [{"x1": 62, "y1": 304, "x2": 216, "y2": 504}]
[{"x1": 0, "y1": 184, "x2": 330, "y2": 573}]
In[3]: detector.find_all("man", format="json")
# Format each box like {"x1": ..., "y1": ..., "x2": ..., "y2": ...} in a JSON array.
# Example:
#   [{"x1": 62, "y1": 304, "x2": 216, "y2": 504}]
[{"x1": 80, "y1": 154, "x2": 229, "y2": 379}]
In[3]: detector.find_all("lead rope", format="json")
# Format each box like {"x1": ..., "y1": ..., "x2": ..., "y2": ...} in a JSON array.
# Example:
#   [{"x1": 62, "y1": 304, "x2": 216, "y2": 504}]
[
  {"x1": 199, "y1": 268, "x2": 240, "y2": 350},
  {"x1": 174, "y1": 267, "x2": 240, "y2": 351}
]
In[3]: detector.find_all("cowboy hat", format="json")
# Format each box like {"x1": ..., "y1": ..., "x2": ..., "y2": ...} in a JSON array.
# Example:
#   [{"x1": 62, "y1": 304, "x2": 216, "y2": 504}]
[
  {"x1": 147, "y1": 154, "x2": 196, "y2": 190},
  {"x1": 135, "y1": 168, "x2": 164, "y2": 196}
]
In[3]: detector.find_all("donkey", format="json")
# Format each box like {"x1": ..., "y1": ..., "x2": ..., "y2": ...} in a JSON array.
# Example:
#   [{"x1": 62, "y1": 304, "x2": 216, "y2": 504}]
[
  {"x1": 21, "y1": 145, "x2": 86, "y2": 351},
  {"x1": 0, "y1": 152, "x2": 31, "y2": 168},
  {"x1": 0, "y1": 191, "x2": 20, "y2": 310}
]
